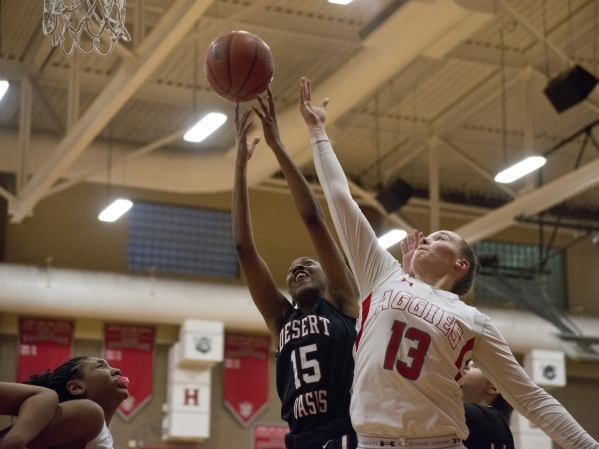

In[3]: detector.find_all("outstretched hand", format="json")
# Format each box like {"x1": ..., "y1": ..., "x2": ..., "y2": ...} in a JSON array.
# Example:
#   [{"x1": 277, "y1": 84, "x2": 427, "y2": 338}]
[
  {"x1": 400, "y1": 229, "x2": 423, "y2": 277},
  {"x1": 252, "y1": 88, "x2": 281, "y2": 150},
  {"x1": 235, "y1": 102, "x2": 260, "y2": 163},
  {"x1": 299, "y1": 77, "x2": 329, "y2": 132}
]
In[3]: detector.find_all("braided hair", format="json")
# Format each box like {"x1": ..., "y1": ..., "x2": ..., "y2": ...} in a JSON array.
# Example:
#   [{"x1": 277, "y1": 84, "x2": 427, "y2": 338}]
[{"x1": 24, "y1": 356, "x2": 88, "y2": 403}]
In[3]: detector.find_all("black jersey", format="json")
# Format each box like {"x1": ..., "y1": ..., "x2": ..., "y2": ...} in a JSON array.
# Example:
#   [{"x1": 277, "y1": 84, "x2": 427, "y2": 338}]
[
  {"x1": 276, "y1": 298, "x2": 356, "y2": 446},
  {"x1": 463, "y1": 404, "x2": 515, "y2": 449}
]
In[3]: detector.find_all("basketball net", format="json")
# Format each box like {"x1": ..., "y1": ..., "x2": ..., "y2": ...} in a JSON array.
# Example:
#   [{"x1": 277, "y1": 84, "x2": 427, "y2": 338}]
[{"x1": 43, "y1": 0, "x2": 131, "y2": 57}]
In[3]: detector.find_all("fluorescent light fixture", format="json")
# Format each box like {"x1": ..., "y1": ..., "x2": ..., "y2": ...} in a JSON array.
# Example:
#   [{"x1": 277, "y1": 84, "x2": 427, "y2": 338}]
[
  {"x1": 328, "y1": 0, "x2": 353, "y2": 3},
  {"x1": 184, "y1": 112, "x2": 227, "y2": 143},
  {"x1": 0, "y1": 80, "x2": 9, "y2": 102},
  {"x1": 98, "y1": 199, "x2": 133, "y2": 222},
  {"x1": 378, "y1": 229, "x2": 408, "y2": 249},
  {"x1": 494, "y1": 156, "x2": 547, "y2": 183}
]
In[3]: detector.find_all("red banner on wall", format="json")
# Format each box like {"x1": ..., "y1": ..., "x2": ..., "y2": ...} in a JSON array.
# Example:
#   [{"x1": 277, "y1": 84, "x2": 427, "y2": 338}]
[
  {"x1": 103, "y1": 323, "x2": 155, "y2": 420},
  {"x1": 224, "y1": 333, "x2": 270, "y2": 426},
  {"x1": 17, "y1": 317, "x2": 74, "y2": 383},
  {"x1": 253, "y1": 424, "x2": 287, "y2": 449}
]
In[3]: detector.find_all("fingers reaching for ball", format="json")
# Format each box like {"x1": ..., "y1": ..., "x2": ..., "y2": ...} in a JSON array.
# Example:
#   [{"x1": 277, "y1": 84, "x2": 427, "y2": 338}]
[
  {"x1": 252, "y1": 88, "x2": 282, "y2": 150},
  {"x1": 234, "y1": 102, "x2": 259, "y2": 162}
]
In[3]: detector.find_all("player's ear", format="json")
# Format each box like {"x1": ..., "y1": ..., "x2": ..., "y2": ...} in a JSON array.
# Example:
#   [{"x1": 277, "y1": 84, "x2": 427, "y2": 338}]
[
  {"x1": 67, "y1": 379, "x2": 86, "y2": 397},
  {"x1": 487, "y1": 382, "x2": 499, "y2": 397},
  {"x1": 455, "y1": 258, "x2": 470, "y2": 272}
]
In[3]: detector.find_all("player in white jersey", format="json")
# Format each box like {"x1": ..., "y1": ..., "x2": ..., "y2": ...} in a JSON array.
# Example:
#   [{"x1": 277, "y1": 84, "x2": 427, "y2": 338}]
[{"x1": 298, "y1": 77, "x2": 599, "y2": 449}]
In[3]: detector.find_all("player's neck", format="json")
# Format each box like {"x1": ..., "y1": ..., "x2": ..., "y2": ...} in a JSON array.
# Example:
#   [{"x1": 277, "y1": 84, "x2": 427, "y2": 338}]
[
  {"x1": 415, "y1": 272, "x2": 455, "y2": 293},
  {"x1": 295, "y1": 295, "x2": 320, "y2": 314}
]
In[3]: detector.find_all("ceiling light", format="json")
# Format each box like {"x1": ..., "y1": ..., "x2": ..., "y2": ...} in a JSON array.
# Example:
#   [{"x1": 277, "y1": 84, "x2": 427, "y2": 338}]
[
  {"x1": 328, "y1": 0, "x2": 353, "y2": 4},
  {"x1": 184, "y1": 112, "x2": 227, "y2": 143},
  {"x1": 0, "y1": 80, "x2": 9, "y2": 102},
  {"x1": 494, "y1": 156, "x2": 547, "y2": 183},
  {"x1": 98, "y1": 199, "x2": 133, "y2": 222},
  {"x1": 378, "y1": 229, "x2": 407, "y2": 249}
]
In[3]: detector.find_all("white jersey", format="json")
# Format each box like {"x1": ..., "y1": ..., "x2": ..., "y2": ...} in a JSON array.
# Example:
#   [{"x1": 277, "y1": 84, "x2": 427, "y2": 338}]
[
  {"x1": 311, "y1": 133, "x2": 599, "y2": 449},
  {"x1": 85, "y1": 422, "x2": 113, "y2": 449}
]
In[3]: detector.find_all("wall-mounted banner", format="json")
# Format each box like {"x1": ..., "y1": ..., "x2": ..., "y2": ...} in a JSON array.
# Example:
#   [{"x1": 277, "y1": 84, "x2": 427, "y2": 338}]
[
  {"x1": 103, "y1": 323, "x2": 156, "y2": 420},
  {"x1": 253, "y1": 424, "x2": 287, "y2": 449},
  {"x1": 17, "y1": 317, "x2": 74, "y2": 383},
  {"x1": 224, "y1": 333, "x2": 270, "y2": 426}
]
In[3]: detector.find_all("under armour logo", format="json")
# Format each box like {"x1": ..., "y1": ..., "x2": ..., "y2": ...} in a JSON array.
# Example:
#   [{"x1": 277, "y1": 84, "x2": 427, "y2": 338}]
[
  {"x1": 379, "y1": 442, "x2": 396, "y2": 447},
  {"x1": 401, "y1": 277, "x2": 414, "y2": 287}
]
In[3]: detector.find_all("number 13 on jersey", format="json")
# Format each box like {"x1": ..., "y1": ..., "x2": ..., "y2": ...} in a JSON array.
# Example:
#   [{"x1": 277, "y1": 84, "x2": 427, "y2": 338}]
[{"x1": 384, "y1": 320, "x2": 431, "y2": 381}]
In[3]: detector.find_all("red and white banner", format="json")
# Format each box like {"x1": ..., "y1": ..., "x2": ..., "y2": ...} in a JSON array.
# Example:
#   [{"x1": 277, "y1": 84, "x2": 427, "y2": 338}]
[
  {"x1": 224, "y1": 333, "x2": 270, "y2": 426},
  {"x1": 103, "y1": 323, "x2": 155, "y2": 420},
  {"x1": 253, "y1": 424, "x2": 288, "y2": 449},
  {"x1": 17, "y1": 317, "x2": 74, "y2": 383}
]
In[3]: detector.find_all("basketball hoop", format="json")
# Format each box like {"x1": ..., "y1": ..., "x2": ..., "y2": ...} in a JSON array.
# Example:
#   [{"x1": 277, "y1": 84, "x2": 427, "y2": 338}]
[{"x1": 42, "y1": 0, "x2": 131, "y2": 57}]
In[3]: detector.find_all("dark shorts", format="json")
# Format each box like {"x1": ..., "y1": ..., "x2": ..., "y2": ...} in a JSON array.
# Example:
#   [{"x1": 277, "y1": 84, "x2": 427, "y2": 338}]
[
  {"x1": 323, "y1": 433, "x2": 358, "y2": 449},
  {"x1": 285, "y1": 416, "x2": 357, "y2": 449},
  {"x1": 286, "y1": 432, "x2": 358, "y2": 449}
]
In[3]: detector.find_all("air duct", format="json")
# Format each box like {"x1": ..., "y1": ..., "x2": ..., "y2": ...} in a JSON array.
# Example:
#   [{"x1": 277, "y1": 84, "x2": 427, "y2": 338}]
[{"x1": 1, "y1": 264, "x2": 599, "y2": 356}]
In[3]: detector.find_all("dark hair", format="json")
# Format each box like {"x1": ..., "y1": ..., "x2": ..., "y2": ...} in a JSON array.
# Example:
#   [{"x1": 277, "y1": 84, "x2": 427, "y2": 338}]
[
  {"x1": 24, "y1": 356, "x2": 88, "y2": 402},
  {"x1": 452, "y1": 238, "x2": 481, "y2": 296},
  {"x1": 492, "y1": 392, "x2": 513, "y2": 422}
]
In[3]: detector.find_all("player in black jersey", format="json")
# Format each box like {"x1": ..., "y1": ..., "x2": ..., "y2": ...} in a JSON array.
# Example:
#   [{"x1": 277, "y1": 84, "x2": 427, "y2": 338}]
[
  {"x1": 461, "y1": 360, "x2": 514, "y2": 449},
  {"x1": 232, "y1": 88, "x2": 359, "y2": 449}
]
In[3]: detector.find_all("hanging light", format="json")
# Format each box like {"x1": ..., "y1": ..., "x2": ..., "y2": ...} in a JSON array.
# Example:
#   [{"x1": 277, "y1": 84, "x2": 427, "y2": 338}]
[
  {"x1": 328, "y1": 0, "x2": 353, "y2": 4},
  {"x1": 184, "y1": 113, "x2": 227, "y2": 143},
  {"x1": 494, "y1": 156, "x2": 547, "y2": 183},
  {"x1": 99, "y1": 199, "x2": 133, "y2": 222},
  {"x1": 0, "y1": 80, "x2": 9, "y2": 102},
  {"x1": 378, "y1": 229, "x2": 407, "y2": 249}
]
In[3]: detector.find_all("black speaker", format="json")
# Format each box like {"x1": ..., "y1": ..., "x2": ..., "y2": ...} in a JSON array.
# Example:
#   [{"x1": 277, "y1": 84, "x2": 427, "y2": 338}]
[
  {"x1": 543, "y1": 65, "x2": 598, "y2": 113},
  {"x1": 376, "y1": 179, "x2": 414, "y2": 213}
]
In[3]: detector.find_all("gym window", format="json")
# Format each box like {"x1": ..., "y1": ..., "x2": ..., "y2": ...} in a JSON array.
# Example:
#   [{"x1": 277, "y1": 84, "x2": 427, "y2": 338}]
[
  {"x1": 473, "y1": 240, "x2": 566, "y2": 310},
  {"x1": 127, "y1": 202, "x2": 238, "y2": 278}
]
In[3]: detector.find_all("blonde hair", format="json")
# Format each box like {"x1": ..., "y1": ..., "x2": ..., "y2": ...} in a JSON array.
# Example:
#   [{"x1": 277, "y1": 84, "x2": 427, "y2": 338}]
[{"x1": 452, "y1": 239, "x2": 481, "y2": 296}]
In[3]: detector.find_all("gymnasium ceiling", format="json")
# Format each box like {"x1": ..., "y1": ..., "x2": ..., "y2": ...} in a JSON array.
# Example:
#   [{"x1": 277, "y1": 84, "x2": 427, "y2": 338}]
[{"x1": 1, "y1": 0, "x2": 599, "y2": 244}]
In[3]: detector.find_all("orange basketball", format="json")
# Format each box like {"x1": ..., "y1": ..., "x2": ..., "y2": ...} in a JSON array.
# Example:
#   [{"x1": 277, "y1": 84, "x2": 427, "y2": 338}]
[{"x1": 204, "y1": 31, "x2": 275, "y2": 102}]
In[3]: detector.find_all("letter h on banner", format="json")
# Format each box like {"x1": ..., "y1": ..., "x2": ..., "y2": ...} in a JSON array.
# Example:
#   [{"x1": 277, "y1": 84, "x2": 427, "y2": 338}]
[{"x1": 163, "y1": 320, "x2": 223, "y2": 443}]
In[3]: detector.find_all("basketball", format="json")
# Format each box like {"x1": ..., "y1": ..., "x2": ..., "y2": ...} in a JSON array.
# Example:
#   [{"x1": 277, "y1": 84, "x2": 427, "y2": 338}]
[{"x1": 204, "y1": 31, "x2": 275, "y2": 102}]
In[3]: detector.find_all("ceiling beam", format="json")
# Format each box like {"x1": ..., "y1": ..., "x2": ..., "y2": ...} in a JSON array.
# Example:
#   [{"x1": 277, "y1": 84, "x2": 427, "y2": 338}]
[
  {"x1": 43, "y1": 129, "x2": 188, "y2": 199},
  {"x1": 9, "y1": 0, "x2": 214, "y2": 223},
  {"x1": 455, "y1": 157, "x2": 599, "y2": 244},
  {"x1": 434, "y1": 136, "x2": 518, "y2": 198},
  {"x1": 0, "y1": 59, "x2": 224, "y2": 108}
]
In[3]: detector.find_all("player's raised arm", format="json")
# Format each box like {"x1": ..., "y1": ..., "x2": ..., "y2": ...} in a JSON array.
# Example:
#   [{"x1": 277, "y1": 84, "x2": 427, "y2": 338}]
[
  {"x1": 252, "y1": 89, "x2": 358, "y2": 318},
  {"x1": 299, "y1": 77, "x2": 397, "y2": 297},
  {"x1": 231, "y1": 103, "x2": 292, "y2": 336}
]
